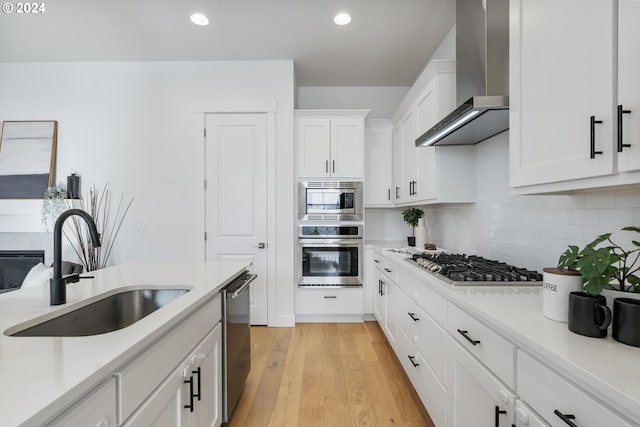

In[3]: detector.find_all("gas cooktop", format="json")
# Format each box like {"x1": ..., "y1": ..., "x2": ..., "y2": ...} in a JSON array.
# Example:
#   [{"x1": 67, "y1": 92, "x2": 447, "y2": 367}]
[{"x1": 407, "y1": 252, "x2": 543, "y2": 286}]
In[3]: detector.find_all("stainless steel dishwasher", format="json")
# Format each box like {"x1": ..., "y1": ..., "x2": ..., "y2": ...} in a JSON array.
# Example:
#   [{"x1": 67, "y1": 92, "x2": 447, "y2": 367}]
[{"x1": 221, "y1": 270, "x2": 256, "y2": 424}]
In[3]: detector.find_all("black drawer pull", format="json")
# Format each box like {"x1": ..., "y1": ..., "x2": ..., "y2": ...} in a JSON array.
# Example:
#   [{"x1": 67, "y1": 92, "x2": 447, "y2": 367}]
[
  {"x1": 590, "y1": 115, "x2": 603, "y2": 158},
  {"x1": 457, "y1": 329, "x2": 480, "y2": 346},
  {"x1": 384, "y1": 268, "x2": 392, "y2": 273},
  {"x1": 374, "y1": 259, "x2": 380, "y2": 263},
  {"x1": 184, "y1": 376, "x2": 194, "y2": 412},
  {"x1": 554, "y1": 410, "x2": 578, "y2": 427},
  {"x1": 323, "y1": 295, "x2": 337, "y2": 299},
  {"x1": 618, "y1": 105, "x2": 632, "y2": 152},
  {"x1": 495, "y1": 406, "x2": 507, "y2": 427},
  {"x1": 192, "y1": 367, "x2": 201, "y2": 401},
  {"x1": 408, "y1": 355, "x2": 419, "y2": 367},
  {"x1": 408, "y1": 312, "x2": 419, "y2": 321}
]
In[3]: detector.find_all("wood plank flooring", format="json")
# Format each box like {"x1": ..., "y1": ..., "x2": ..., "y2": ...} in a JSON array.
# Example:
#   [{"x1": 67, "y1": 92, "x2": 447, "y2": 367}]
[{"x1": 228, "y1": 322, "x2": 435, "y2": 427}]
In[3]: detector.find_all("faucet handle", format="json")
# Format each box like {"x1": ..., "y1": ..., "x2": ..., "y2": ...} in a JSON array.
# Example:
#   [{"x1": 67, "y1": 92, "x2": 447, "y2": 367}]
[{"x1": 62, "y1": 273, "x2": 80, "y2": 284}]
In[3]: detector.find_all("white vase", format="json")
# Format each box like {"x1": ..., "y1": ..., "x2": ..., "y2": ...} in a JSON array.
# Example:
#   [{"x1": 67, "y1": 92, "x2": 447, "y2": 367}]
[{"x1": 415, "y1": 218, "x2": 427, "y2": 249}]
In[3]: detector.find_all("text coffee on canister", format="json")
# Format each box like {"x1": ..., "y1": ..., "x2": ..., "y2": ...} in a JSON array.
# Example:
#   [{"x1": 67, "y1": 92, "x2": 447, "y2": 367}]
[{"x1": 542, "y1": 268, "x2": 583, "y2": 322}]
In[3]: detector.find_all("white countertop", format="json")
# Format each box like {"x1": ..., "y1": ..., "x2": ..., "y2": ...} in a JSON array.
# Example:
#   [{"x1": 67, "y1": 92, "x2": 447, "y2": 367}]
[
  {"x1": 374, "y1": 245, "x2": 640, "y2": 424},
  {"x1": 0, "y1": 259, "x2": 250, "y2": 427}
]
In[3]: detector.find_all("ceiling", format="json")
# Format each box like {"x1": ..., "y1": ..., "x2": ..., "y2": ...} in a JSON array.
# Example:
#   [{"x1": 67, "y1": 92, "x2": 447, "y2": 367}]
[{"x1": 0, "y1": 0, "x2": 455, "y2": 87}]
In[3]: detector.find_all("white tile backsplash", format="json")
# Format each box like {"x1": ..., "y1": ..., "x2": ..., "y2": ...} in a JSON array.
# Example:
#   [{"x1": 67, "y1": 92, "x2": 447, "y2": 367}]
[{"x1": 421, "y1": 133, "x2": 640, "y2": 273}]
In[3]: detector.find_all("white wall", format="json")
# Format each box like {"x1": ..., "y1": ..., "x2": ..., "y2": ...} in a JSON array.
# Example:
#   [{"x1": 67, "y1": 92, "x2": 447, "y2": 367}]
[
  {"x1": 421, "y1": 133, "x2": 640, "y2": 272},
  {"x1": 0, "y1": 60, "x2": 295, "y2": 325},
  {"x1": 296, "y1": 86, "x2": 409, "y2": 119}
]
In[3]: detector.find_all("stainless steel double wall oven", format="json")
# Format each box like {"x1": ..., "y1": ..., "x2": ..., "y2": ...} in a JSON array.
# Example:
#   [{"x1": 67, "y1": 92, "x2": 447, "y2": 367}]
[{"x1": 297, "y1": 181, "x2": 363, "y2": 288}]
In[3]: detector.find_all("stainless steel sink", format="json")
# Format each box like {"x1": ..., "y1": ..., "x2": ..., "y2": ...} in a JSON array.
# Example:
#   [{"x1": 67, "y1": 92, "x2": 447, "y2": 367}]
[{"x1": 9, "y1": 288, "x2": 190, "y2": 337}]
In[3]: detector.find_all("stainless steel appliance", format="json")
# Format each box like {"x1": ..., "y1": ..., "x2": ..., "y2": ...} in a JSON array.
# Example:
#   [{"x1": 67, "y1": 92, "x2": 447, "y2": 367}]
[
  {"x1": 298, "y1": 181, "x2": 363, "y2": 221},
  {"x1": 297, "y1": 224, "x2": 363, "y2": 287},
  {"x1": 407, "y1": 252, "x2": 542, "y2": 286},
  {"x1": 221, "y1": 270, "x2": 257, "y2": 423}
]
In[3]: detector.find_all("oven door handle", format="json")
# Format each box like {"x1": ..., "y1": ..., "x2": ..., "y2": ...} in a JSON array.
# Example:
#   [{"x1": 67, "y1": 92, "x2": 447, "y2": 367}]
[{"x1": 229, "y1": 274, "x2": 257, "y2": 299}]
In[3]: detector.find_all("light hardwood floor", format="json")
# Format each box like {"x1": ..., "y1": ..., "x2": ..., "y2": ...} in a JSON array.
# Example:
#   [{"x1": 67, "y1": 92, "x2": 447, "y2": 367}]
[{"x1": 228, "y1": 322, "x2": 435, "y2": 427}]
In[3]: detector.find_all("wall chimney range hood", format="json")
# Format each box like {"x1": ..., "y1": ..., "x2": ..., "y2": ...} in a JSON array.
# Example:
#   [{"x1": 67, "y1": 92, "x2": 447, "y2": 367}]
[{"x1": 416, "y1": 0, "x2": 509, "y2": 147}]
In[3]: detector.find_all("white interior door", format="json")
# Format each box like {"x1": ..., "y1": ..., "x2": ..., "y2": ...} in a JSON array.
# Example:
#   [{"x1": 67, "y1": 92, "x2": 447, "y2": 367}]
[{"x1": 205, "y1": 113, "x2": 268, "y2": 325}]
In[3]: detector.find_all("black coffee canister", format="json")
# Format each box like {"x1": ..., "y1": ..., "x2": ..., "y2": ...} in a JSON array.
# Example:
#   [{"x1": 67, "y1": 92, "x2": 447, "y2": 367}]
[
  {"x1": 568, "y1": 292, "x2": 612, "y2": 338},
  {"x1": 67, "y1": 173, "x2": 80, "y2": 199},
  {"x1": 613, "y1": 298, "x2": 640, "y2": 347}
]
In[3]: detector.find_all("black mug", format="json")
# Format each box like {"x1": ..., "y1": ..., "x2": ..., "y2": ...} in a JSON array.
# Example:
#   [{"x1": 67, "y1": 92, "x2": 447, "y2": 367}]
[
  {"x1": 568, "y1": 292, "x2": 612, "y2": 338},
  {"x1": 613, "y1": 298, "x2": 640, "y2": 347}
]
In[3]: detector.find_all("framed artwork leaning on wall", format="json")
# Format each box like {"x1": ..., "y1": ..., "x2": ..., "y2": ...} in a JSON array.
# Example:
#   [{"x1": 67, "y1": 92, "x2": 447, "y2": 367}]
[{"x1": 0, "y1": 120, "x2": 58, "y2": 199}]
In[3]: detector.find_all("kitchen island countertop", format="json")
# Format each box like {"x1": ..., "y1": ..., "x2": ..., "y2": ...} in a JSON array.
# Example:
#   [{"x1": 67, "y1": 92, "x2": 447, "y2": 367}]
[{"x1": 0, "y1": 259, "x2": 250, "y2": 427}]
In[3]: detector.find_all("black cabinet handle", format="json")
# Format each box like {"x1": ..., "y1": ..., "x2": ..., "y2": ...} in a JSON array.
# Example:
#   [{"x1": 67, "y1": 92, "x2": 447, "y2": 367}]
[
  {"x1": 618, "y1": 105, "x2": 632, "y2": 152},
  {"x1": 384, "y1": 268, "x2": 392, "y2": 273},
  {"x1": 374, "y1": 259, "x2": 380, "y2": 264},
  {"x1": 457, "y1": 329, "x2": 480, "y2": 346},
  {"x1": 395, "y1": 186, "x2": 400, "y2": 199},
  {"x1": 408, "y1": 355, "x2": 419, "y2": 367},
  {"x1": 192, "y1": 367, "x2": 202, "y2": 401},
  {"x1": 325, "y1": 160, "x2": 329, "y2": 173},
  {"x1": 408, "y1": 312, "x2": 419, "y2": 321},
  {"x1": 332, "y1": 160, "x2": 335, "y2": 173},
  {"x1": 184, "y1": 376, "x2": 195, "y2": 412},
  {"x1": 323, "y1": 295, "x2": 337, "y2": 299},
  {"x1": 554, "y1": 410, "x2": 578, "y2": 427},
  {"x1": 590, "y1": 116, "x2": 603, "y2": 158},
  {"x1": 379, "y1": 279, "x2": 385, "y2": 296},
  {"x1": 495, "y1": 406, "x2": 507, "y2": 427},
  {"x1": 388, "y1": 188, "x2": 391, "y2": 201}
]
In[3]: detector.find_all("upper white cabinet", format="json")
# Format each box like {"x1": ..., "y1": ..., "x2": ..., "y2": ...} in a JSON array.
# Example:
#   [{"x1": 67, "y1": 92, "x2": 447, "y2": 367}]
[
  {"x1": 510, "y1": 0, "x2": 640, "y2": 194},
  {"x1": 618, "y1": 0, "x2": 640, "y2": 173},
  {"x1": 296, "y1": 110, "x2": 369, "y2": 179},
  {"x1": 365, "y1": 120, "x2": 394, "y2": 206},
  {"x1": 388, "y1": 60, "x2": 476, "y2": 206}
]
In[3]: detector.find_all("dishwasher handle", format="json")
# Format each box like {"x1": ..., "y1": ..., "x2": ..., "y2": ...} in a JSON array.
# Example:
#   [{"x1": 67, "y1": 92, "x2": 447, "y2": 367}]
[{"x1": 228, "y1": 273, "x2": 257, "y2": 299}]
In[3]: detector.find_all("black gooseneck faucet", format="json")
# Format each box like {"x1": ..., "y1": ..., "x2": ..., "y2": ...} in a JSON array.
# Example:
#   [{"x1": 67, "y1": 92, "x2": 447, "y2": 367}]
[{"x1": 50, "y1": 209, "x2": 101, "y2": 306}]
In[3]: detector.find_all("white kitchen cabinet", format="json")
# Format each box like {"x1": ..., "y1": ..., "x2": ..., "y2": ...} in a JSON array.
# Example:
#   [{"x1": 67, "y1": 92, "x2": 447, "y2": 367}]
[
  {"x1": 510, "y1": 0, "x2": 640, "y2": 194},
  {"x1": 296, "y1": 110, "x2": 369, "y2": 179},
  {"x1": 447, "y1": 336, "x2": 515, "y2": 427},
  {"x1": 617, "y1": 0, "x2": 640, "y2": 173},
  {"x1": 365, "y1": 120, "x2": 394, "y2": 206},
  {"x1": 295, "y1": 288, "x2": 364, "y2": 321},
  {"x1": 374, "y1": 258, "x2": 398, "y2": 347},
  {"x1": 389, "y1": 60, "x2": 475, "y2": 206},
  {"x1": 509, "y1": 0, "x2": 616, "y2": 188},
  {"x1": 517, "y1": 349, "x2": 633, "y2": 427},
  {"x1": 123, "y1": 325, "x2": 222, "y2": 427},
  {"x1": 118, "y1": 294, "x2": 222, "y2": 426},
  {"x1": 49, "y1": 378, "x2": 117, "y2": 427}
]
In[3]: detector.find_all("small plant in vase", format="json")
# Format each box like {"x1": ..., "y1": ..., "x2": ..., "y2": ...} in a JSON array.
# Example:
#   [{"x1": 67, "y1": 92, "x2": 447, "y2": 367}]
[{"x1": 401, "y1": 207, "x2": 424, "y2": 247}]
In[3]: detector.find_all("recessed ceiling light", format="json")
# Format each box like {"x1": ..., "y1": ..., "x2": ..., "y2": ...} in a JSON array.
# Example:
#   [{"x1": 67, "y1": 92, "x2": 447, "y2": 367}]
[
  {"x1": 334, "y1": 12, "x2": 352, "y2": 26},
  {"x1": 190, "y1": 13, "x2": 209, "y2": 26}
]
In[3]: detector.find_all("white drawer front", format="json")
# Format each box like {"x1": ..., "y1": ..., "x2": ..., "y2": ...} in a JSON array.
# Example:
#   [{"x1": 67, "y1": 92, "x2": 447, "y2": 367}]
[
  {"x1": 117, "y1": 295, "x2": 220, "y2": 424},
  {"x1": 517, "y1": 350, "x2": 633, "y2": 427},
  {"x1": 375, "y1": 255, "x2": 398, "y2": 283},
  {"x1": 447, "y1": 302, "x2": 515, "y2": 388},
  {"x1": 397, "y1": 328, "x2": 447, "y2": 427},
  {"x1": 296, "y1": 288, "x2": 363, "y2": 315},
  {"x1": 415, "y1": 305, "x2": 447, "y2": 388},
  {"x1": 399, "y1": 269, "x2": 447, "y2": 327},
  {"x1": 397, "y1": 287, "x2": 420, "y2": 338},
  {"x1": 515, "y1": 400, "x2": 548, "y2": 427}
]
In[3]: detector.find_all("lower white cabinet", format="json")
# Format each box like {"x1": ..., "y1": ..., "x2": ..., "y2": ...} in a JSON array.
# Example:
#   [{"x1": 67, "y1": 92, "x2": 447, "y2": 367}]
[
  {"x1": 517, "y1": 350, "x2": 633, "y2": 427},
  {"x1": 295, "y1": 288, "x2": 364, "y2": 322},
  {"x1": 49, "y1": 378, "x2": 117, "y2": 427},
  {"x1": 447, "y1": 336, "x2": 515, "y2": 427},
  {"x1": 374, "y1": 267, "x2": 398, "y2": 347},
  {"x1": 124, "y1": 324, "x2": 223, "y2": 427}
]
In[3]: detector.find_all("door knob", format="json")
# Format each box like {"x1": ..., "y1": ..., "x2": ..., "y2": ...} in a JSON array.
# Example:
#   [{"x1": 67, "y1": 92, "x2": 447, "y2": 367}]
[{"x1": 252, "y1": 242, "x2": 266, "y2": 249}]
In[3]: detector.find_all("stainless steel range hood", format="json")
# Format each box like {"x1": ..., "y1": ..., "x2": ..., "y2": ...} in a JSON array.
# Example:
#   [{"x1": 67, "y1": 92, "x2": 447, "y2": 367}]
[{"x1": 416, "y1": 0, "x2": 509, "y2": 147}]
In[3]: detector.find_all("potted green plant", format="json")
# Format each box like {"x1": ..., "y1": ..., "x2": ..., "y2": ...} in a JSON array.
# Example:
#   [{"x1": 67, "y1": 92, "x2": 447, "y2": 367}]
[
  {"x1": 402, "y1": 207, "x2": 424, "y2": 247},
  {"x1": 558, "y1": 226, "x2": 640, "y2": 345},
  {"x1": 557, "y1": 226, "x2": 640, "y2": 295}
]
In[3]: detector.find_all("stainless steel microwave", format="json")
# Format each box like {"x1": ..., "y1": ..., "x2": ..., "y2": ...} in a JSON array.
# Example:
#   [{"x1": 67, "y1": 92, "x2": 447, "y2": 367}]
[{"x1": 298, "y1": 181, "x2": 363, "y2": 221}]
